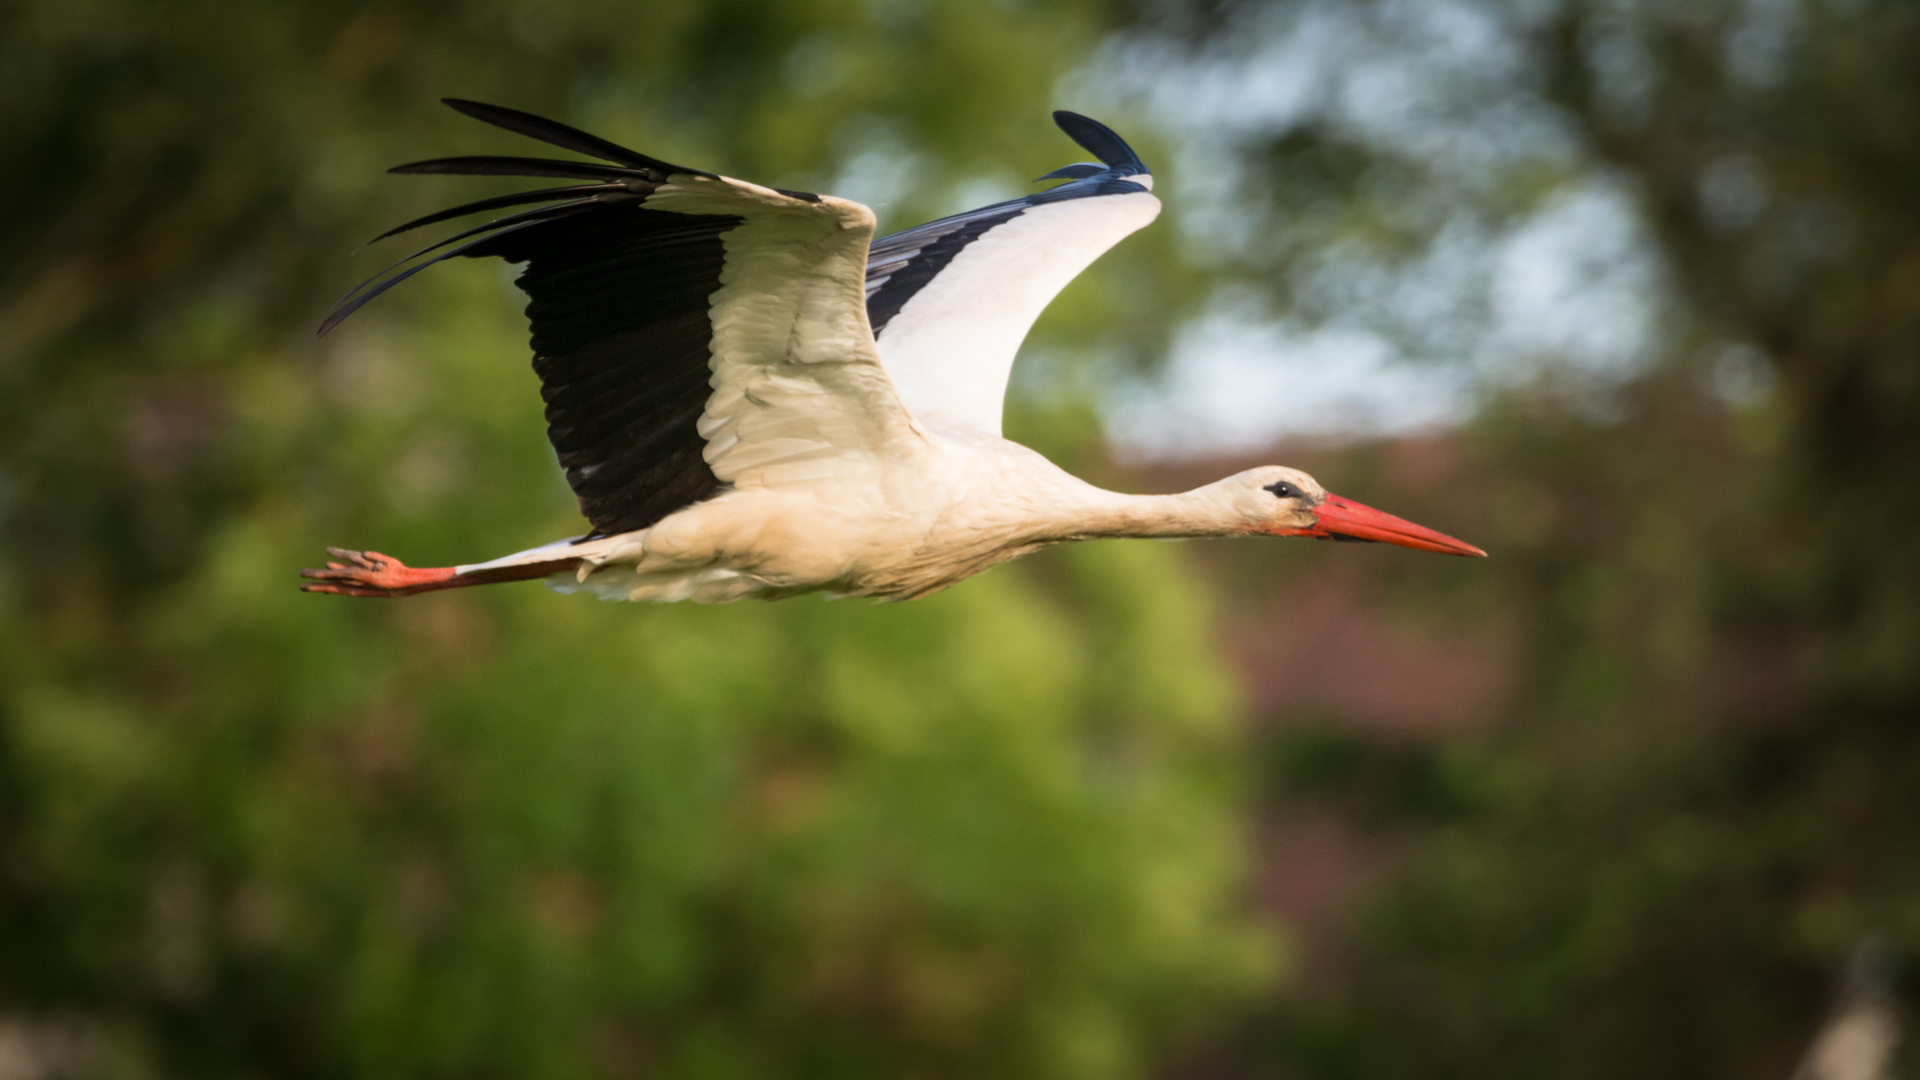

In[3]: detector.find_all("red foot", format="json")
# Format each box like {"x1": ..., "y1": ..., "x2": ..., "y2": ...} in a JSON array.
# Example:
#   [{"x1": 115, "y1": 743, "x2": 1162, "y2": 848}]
[{"x1": 300, "y1": 548, "x2": 460, "y2": 598}]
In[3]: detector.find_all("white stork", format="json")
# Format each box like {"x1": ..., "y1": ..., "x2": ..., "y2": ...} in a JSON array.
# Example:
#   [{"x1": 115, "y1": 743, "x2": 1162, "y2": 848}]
[{"x1": 302, "y1": 100, "x2": 1483, "y2": 603}]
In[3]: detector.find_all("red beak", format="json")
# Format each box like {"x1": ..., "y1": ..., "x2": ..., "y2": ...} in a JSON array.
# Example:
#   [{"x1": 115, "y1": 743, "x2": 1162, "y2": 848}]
[{"x1": 1282, "y1": 493, "x2": 1487, "y2": 557}]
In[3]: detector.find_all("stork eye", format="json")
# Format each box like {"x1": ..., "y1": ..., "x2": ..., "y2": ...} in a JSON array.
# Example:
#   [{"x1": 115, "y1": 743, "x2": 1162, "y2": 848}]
[{"x1": 1265, "y1": 481, "x2": 1304, "y2": 500}]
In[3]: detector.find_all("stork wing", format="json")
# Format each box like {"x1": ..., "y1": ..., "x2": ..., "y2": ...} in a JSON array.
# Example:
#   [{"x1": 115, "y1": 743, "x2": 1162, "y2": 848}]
[
  {"x1": 864, "y1": 111, "x2": 1161, "y2": 437},
  {"x1": 323, "y1": 100, "x2": 924, "y2": 538}
]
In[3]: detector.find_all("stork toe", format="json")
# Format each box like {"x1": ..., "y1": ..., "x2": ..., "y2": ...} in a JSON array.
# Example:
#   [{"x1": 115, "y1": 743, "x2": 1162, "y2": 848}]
[{"x1": 299, "y1": 549, "x2": 458, "y2": 596}]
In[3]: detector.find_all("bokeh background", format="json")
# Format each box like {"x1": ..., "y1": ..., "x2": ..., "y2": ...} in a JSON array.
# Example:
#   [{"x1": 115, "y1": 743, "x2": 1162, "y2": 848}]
[{"x1": 4, "y1": 0, "x2": 1918, "y2": 1077}]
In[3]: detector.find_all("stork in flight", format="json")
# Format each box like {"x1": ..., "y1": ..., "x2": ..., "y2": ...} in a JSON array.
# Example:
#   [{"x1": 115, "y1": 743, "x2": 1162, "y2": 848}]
[{"x1": 302, "y1": 100, "x2": 1483, "y2": 603}]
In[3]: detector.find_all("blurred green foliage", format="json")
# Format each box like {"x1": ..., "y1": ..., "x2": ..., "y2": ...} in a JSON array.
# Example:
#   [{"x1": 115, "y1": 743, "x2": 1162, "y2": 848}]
[{"x1": 0, "y1": 1, "x2": 1267, "y2": 1077}]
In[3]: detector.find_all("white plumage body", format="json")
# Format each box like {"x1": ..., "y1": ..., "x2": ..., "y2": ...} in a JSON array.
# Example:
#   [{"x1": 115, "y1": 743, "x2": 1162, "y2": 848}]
[{"x1": 474, "y1": 434, "x2": 1287, "y2": 603}]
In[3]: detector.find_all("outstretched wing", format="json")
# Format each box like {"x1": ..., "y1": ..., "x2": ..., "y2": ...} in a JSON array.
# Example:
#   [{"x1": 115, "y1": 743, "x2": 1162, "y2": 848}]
[
  {"x1": 863, "y1": 111, "x2": 1161, "y2": 438},
  {"x1": 324, "y1": 99, "x2": 923, "y2": 538}
]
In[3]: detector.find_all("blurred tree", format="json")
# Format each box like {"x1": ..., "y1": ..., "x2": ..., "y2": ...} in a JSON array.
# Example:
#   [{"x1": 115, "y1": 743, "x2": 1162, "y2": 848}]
[
  {"x1": 0, "y1": 2, "x2": 1270, "y2": 1078},
  {"x1": 1114, "y1": 1, "x2": 1920, "y2": 1077}
]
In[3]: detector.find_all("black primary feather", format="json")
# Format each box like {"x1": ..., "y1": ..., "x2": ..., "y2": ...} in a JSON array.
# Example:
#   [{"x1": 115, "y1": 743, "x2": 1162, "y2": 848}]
[
  {"x1": 1051, "y1": 111, "x2": 1149, "y2": 174},
  {"x1": 319, "y1": 103, "x2": 752, "y2": 535},
  {"x1": 321, "y1": 197, "x2": 612, "y2": 334},
  {"x1": 387, "y1": 155, "x2": 646, "y2": 181},
  {"x1": 1034, "y1": 162, "x2": 1107, "y2": 183},
  {"x1": 441, "y1": 98, "x2": 712, "y2": 177},
  {"x1": 317, "y1": 217, "x2": 559, "y2": 336},
  {"x1": 369, "y1": 183, "x2": 622, "y2": 242},
  {"x1": 469, "y1": 205, "x2": 741, "y2": 536}
]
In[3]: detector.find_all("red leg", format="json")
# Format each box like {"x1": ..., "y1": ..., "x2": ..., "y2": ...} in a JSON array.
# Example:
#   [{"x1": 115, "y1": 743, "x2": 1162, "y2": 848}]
[{"x1": 300, "y1": 548, "x2": 585, "y2": 598}]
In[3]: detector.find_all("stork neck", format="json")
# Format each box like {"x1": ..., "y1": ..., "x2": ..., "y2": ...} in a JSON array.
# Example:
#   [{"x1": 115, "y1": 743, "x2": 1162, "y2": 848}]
[{"x1": 1052, "y1": 484, "x2": 1249, "y2": 541}]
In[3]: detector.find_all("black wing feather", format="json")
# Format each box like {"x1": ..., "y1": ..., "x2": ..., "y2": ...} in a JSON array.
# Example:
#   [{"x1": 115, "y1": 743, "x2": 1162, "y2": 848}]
[
  {"x1": 370, "y1": 183, "x2": 621, "y2": 242},
  {"x1": 1034, "y1": 162, "x2": 1106, "y2": 182},
  {"x1": 441, "y1": 98, "x2": 713, "y2": 177},
  {"x1": 322, "y1": 103, "x2": 747, "y2": 536},
  {"x1": 1052, "y1": 111, "x2": 1149, "y2": 173},
  {"x1": 318, "y1": 218, "x2": 560, "y2": 336},
  {"x1": 322, "y1": 197, "x2": 610, "y2": 334},
  {"x1": 481, "y1": 205, "x2": 740, "y2": 534},
  {"x1": 388, "y1": 155, "x2": 646, "y2": 181}
]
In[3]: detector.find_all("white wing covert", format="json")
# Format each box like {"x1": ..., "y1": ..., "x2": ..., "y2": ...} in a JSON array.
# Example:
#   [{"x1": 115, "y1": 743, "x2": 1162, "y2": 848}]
[
  {"x1": 864, "y1": 111, "x2": 1161, "y2": 438},
  {"x1": 644, "y1": 179, "x2": 924, "y2": 493}
]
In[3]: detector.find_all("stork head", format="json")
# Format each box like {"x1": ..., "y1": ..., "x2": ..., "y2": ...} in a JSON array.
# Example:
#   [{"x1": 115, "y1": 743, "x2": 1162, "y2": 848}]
[{"x1": 1228, "y1": 466, "x2": 1486, "y2": 557}]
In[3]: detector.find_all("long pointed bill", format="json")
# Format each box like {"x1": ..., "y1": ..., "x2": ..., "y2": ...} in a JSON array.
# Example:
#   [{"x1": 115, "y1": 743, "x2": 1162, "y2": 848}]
[{"x1": 1288, "y1": 493, "x2": 1487, "y2": 557}]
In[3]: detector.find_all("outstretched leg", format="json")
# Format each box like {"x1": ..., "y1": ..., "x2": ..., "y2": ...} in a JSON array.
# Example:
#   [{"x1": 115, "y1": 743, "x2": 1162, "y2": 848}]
[{"x1": 300, "y1": 548, "x2": 585, "y2": 598}]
